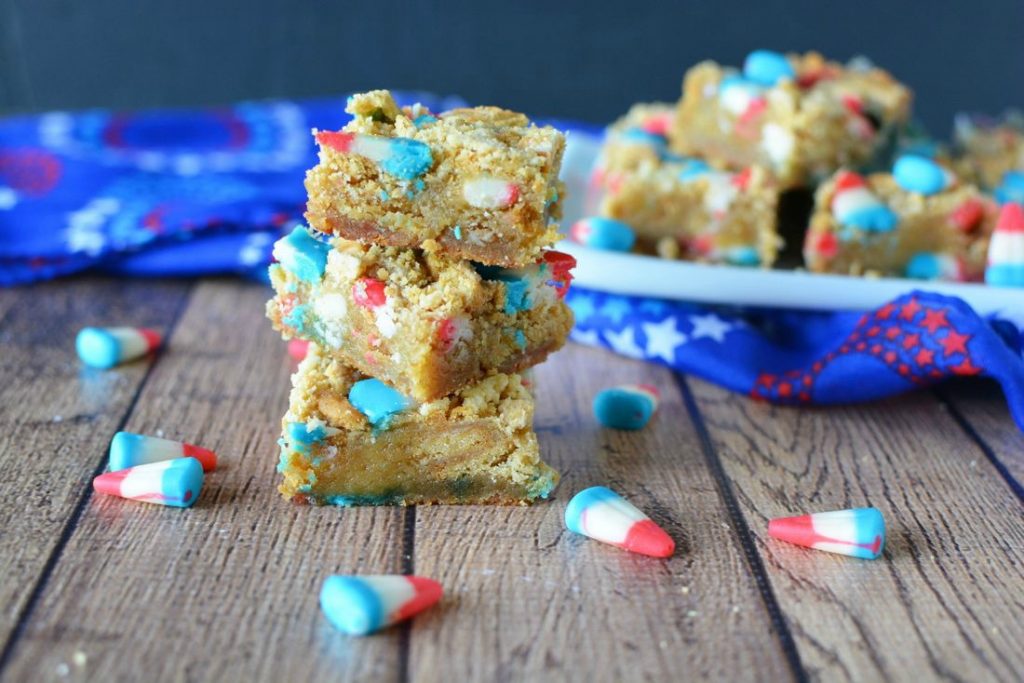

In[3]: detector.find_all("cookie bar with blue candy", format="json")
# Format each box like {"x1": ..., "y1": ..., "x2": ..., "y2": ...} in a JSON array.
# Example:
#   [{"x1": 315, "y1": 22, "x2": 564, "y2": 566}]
[
  {"x1": 804, "y1": 157, "x2": 997, "y2": 280},
  {"x1": 305, "y1": 90, "x2": 566, "y2": 268},
  {"x1": 276, "y1": 343, "x2": 558, "y2": 506}
]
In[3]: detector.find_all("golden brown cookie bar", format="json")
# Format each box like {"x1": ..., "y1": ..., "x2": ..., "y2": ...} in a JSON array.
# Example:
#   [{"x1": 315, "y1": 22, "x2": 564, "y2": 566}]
[
  {"x1": 589, "y1": 102, "x2": 677, "y2": 192},
  {"x1": 267, "y1": 227, "x2": 574, "y2": 402},
  {"x1": 803, "y1": 163, "x2": 996, "y2": 280},
  {"x1": 670, "y1": 51, "x2": 912, "y2": 189},
  {"x1": 276, "y1": 344, "x2": 558, "y2": 506},
  {"x1": 304, "y1": 90, "x2": 565, "y2": 268},
  {"x1": 953, "y1": 111, "x2": 1024, "y2": 192},
  {"x1": 596, "y1": 159, "x2": 781, "y2": 266}
]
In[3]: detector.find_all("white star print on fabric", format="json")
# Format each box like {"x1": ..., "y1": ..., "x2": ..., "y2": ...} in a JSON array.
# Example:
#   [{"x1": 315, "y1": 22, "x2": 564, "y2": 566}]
[
  {"x1": 642, "y1": 317, "x2": 688, "y2": 363},
  {"x1": 570, "y1": 328, "x2": 601, "y2": 346},
  {"x1": 603, "y1": 327, "x2": 645, "y2": 359},
  {"x1": 0, "y1": 187, "x2": 17, "y2": 210},
  {"x1": 689, "y1": 313, "x2": 733, "y2": 342}
]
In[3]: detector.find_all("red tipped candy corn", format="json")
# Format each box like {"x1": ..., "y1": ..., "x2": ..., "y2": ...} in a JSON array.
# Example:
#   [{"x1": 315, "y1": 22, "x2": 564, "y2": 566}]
[
  {"x1": 565, "y1": 486, "x2": 674, "y2": 558},
  {"x1": 986, "y1": 202, "x2": 1024, "y2": 288},
  {"x1": 768, "y1": 507, "x2": 885, "y2": 560},
  {"x1": 320, "y1": 575, "x2": 443, "y2": 636},
  {"x1": 76, "y1": 326, "x2": 161, "y2": 369},
  {"x1": 93, "y1": 457, "x2": 204, "y2": 508},
  {"x1": 109, "y1": 431, "x2": 217, "y2": 472}
]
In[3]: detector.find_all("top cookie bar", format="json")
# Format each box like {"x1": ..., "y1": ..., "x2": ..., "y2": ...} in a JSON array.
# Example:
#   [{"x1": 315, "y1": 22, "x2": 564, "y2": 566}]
[
  {"x1": 670, "y1": 51, "x2": 912, "y2": 188},
  {"x1": 305, "y1": 90, "x2": 565, "y2": 267}
]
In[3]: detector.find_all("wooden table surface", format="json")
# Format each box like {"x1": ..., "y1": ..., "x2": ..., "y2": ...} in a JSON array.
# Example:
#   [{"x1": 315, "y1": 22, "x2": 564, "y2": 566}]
[{"x1": 1, "y1": 277, "x2": 1022, "y2": 683}]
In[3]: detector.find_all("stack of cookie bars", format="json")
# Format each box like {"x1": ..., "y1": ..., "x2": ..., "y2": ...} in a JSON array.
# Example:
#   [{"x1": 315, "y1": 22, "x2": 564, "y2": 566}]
[
  {"x1": 588, "y1": 50, "x2": 1000, "y2": 281},
  {"x1": 266, "y1": 90, "x2": 575, "y2": 506}
]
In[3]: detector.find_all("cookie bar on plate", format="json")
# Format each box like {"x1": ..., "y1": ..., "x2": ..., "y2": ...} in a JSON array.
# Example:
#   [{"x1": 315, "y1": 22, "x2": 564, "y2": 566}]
[
  {"x1": 277, "y1": 344, "x2": 557, "y2": 506},
  {"x1": 803, "y1": 157, "x2": 997, "y2": 280},
  {"x1": 670, "y1": 50, "x2": 912, "y2": 188},
  {"x1": 305, "y1": 90, "x2": 565, "y2": 268},
  {"x1": 598, "y1": 159, "x2": 781, "y2": 266}
]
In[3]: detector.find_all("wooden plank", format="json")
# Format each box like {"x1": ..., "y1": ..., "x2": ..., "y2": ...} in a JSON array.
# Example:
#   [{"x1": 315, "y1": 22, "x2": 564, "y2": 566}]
[
  {"x1": 686, "y1": 378, "x2": 1024, "y2": 682},
  {"x1": 0, "y1": 281, "x2": 407, "y2": 682},
  {"x1": 0, "y1": 279, "x2": 190, "y2": 650},
  {"x1": 408, "y1": 345, "x2": 795, "y2": 682},
  {"x1": 938, "y1": 379, "x2": 1024, "y2": 490}
]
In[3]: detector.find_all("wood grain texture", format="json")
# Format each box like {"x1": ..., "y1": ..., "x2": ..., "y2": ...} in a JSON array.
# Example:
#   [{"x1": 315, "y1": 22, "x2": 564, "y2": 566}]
[
  {"x1": 685, "y1": 378, "x2": 1024, "y2": 682},
  {"x1": 938, "y1": 379, "x2": 1024, "y2": 491},
  {"x1": 0, "y1": 282, "x2": 407, "y2": 682},
  {"x1": 408, "y1": 346, "x2": 794, "y2": 683},
  {"x1": 0, "y1": 279, "x2": 190, "y2": 650}
]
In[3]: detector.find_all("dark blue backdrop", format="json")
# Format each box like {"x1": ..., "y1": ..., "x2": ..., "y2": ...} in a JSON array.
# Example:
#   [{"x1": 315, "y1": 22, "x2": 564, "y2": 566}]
[{"x1": 1, "y1": 1, "x2": 1020, "y2": 136}]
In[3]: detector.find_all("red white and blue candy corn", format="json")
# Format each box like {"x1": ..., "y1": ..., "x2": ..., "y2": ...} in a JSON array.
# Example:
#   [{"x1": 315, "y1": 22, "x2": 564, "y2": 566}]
[
  {"x1": 569, "y1": 217, "x2": 636, "y2": 252},
  {"x1": 462, "y1": 176, "x2": 520, "y2": 209},
  {"x1": 768, "y1": 507, "x2": 885, "y2": 560},
  {"x1": 893, "y1": 155, "x2": 954, "y2": 196},
  {"x1": 76, "y1": 326, "x2": 161, "y2": 369},
  {"x1": 830, "y1": 171, "x2": 898, "y2": 232},
  {"x1": 986, "y1": 202, "x2": 1024, "y2": 288},
  {"x1": 319, "y1": 575, "x2": 443, "y2": 636},
  {"x1": 316, "y1": 130, "x2": 433, "y2": 180},
  {"x1": 93, "y1": 457, "x2": 204, "y2": 508},
  {"x1": 593, "y1": 384, "x2": 659, "y2": 430},
  {"x1": 565, "y1": 486, "x2": 675, "y2": 558},
  {"x1": 109, "y1": 431, "x2": 217, "y2": 472}
]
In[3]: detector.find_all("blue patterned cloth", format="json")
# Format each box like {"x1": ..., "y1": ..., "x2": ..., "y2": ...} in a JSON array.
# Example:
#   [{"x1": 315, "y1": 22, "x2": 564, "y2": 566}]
[{"x1": 2, "y1": 95, "x2": 1022, "y2": 432}]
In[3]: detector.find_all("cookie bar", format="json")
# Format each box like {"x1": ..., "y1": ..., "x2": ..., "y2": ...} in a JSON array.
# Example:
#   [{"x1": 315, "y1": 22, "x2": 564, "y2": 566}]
[
  {"x1": 589, "y1": 102, "x2": 678, "y2": 197},
  {"x1": 803, "y1": 162, "x2": 997, "y2": 280},
  {"x1": 267, "y1": 227, "x2": 574, "y2": 402},
  {"x1": 670, "y1": 51, "x2": 912, "y2": 188},
  {"x1": 953, "y1": 111, "x2": 1024, "y2": 195},
  {"x1": 598, "y1": 159, "x2": 781, "y2": 266},
  {"x1": 277, "y1": 344, "x2": 558, "y2": 506},
  {"x1": 305, "y1": 90, "x2": 565, "y2": 268}
]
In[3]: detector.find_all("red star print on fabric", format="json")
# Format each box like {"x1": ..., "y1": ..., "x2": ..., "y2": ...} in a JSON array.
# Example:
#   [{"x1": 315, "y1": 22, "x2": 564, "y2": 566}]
[
  {"x1": 876, "y1": 303, "x2": 896, "y2": 320},
  {"x1": 750, "y1": 293, "x2": 988, "y2": 405},
  {"x1": 900, "y1": 299, "x2": 922, "y2": 321},
  {"x1": 952, "y1": 358, "x2": 980, "y2": 375},
  {"x1": 915, "y1": 348, "x2": 935, "y2": 366},
  {"x1": 939, "y1": 330, "x2": 971, "y2": 357},
  {"x1": 920, "y1": 308, "x2": 950, "y2": 334}
]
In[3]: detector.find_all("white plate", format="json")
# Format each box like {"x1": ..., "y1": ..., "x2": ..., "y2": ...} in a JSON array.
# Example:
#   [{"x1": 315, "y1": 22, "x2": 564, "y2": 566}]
[{"x1": 559, "y1": 131, "x2": 1024, "y2": 323}]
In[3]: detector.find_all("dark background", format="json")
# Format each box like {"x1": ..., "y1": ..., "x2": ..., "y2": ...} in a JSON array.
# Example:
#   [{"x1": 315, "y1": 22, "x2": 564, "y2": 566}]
[{"x1": 2, "y1": 0, "x2": 1021, "y2": 137}]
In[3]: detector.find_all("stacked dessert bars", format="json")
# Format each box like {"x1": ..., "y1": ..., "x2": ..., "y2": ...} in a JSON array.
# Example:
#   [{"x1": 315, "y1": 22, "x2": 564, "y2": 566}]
[{"x1": 266, "y1": 90, "x2": 575, "y2": 505}]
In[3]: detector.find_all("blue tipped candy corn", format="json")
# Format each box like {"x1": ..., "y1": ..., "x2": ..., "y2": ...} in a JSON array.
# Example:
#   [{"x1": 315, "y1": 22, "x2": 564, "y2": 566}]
[
  {"x1": 76, "y1": 327, "x2": 161, "y2": 369},
  {"x1": 320, "y1": 575, "x2": 443, "y2": 636},
  {"x1": 565, "y1": 486, "x2": 675, "y2": 558},
  {"x1": 109, "y1": 431, "x2": 217, "y2": 472},
  {"x1": 593, "y1": 384, "x2": 660, "y2": 430},
  {"x1": 569, "y1": 217, "x2": 636, "y2": 252},
  {"x1": 93, "y1": 457, "x2": 204, "y2": 508},
  {"x1": 769, "y1": 507, "x2": 885, "y2": 560}
]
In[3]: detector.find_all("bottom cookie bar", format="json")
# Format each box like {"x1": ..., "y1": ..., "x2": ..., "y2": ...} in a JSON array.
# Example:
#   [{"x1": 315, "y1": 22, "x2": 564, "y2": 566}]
[{"x1": 277, "y1": 344, "x2": 558, "y2": 505}]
